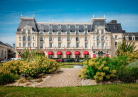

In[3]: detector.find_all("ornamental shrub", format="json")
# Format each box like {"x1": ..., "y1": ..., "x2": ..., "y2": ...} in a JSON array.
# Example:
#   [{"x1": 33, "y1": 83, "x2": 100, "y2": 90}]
[{"x1": 0, "y1": 73, "x2": 15, "y2": 85}]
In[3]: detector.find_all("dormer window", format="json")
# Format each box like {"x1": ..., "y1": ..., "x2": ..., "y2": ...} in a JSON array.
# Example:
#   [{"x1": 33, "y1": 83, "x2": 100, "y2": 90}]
[
  {"x1": 40, "y1": 31, "x2": 43, "y2": 34},
  {"x1": 115, "y1": 35, "x2": 118, "y2": 39},
  {"x1": 28, "y1": 30, "x2": 31, "y2": 35},
  {"x1": 67, "y1": 25, "x2": 70, "y2": 29},
  {"x1": 85, "y1": 30, "x2": 87, "y2": 34},
  {"x1": 97, "y1": 30, "x2": 99, "y2": 34},
  {"x1": 76, "y1": 25, "x2": 79, "y2": 28},
  {"x1": 41, "y1": 24, "x2": 43, "y2": 29},
  {"x1": 58, "y1": 24, "x2": 61, "y2": 29},
  {"x1": 49, "y1": 31, "x2": 52, "y2": 34},
  {"x1": 50, "y1": 24, "x2": 52, "y2": 29},
  {"x1": 114, "y1": 26, "x2": 118, "y2": 29},
  {"x1": 23, "y1": 30, "x2": 26, "y2": 34},
  {"x1": 85, "y1": 25, "x2": 87, "y2": 28}
]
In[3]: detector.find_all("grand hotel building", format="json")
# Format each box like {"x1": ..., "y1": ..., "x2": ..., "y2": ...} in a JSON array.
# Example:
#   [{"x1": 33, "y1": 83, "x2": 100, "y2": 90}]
[{"x1": 16, "y1": 15, "x2": 130, "y2": 58}]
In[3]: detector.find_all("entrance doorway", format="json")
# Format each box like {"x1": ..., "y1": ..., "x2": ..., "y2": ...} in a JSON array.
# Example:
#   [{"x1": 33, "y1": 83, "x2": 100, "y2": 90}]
[{"x1": 98, "y1": 51, "x2": 104, "y2": 57}]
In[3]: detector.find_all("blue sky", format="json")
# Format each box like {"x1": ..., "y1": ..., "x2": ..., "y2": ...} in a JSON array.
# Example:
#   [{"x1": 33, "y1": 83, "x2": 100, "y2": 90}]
[{"x1": 0, "y1": 0, "x2": 138, "y2": 46}]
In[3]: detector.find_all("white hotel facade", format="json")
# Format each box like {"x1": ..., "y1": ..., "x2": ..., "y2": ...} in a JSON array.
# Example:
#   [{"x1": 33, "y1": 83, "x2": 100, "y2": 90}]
[{"x1": 16, "y1": 15, "x2": 124, "y2": 58}]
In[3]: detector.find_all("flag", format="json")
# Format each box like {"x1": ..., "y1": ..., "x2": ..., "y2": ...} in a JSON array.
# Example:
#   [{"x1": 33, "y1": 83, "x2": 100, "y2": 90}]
[
  {"x1": 96, "y1": 46, "x2": 98, "y2": 51},
  {"x1": 64, "y1": 46, "x2": 65, "y2": 50},
  {"x1": 20, "y1": 49, "x2": 21, "y2": 51},
  {"x1": 73, "y1": 46, "x2": 74, "y2": 49},
  {"x1": 30, "y1": 46, "x2": 31, "y2": 50},
  {"x1": 110, "y1": 47, "x2": 112, "y2": 51}
]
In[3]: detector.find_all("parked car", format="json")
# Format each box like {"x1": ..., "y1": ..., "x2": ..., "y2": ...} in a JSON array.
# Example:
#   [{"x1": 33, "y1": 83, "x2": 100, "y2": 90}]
[
  {"x1": 64, "y1": 59, "x2": 75, "y2": 62},
  {"x1": 56, "y1": 59, "x2": 63, "y2": 62},
  {"x1": 79, "y1": 59, "x2": 85, "y2": 62}
]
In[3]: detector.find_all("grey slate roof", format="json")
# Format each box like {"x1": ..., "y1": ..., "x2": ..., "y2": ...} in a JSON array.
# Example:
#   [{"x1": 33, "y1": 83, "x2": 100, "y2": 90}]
[
  {"x1": 17, "y1": 19, "x2": 38, "y2": 32},
  {"x1": 17, "y1": 17, "x2": 124, "y2": 33},
  {"x1": 0, "y1": 41, "x2": 12, "y2": 48},
  {"x1": 124, "y1": 32, "x2": 138, "y2": 36}
]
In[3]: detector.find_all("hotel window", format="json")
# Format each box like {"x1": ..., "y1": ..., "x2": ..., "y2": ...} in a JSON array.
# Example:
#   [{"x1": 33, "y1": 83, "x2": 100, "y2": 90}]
[
  {"x1": 85, "y1": 43, "x2": 88, "y2": 48},
  {"x1": 58, "y1": 36, "x2": 61, "y2": 41},
  {"x1": 75, "y1": 54, "x2": 80, "y2": 58},
  {"x1": 101, "y1": 36, "x2": 104, "y2": 41},
  {"x1": 67, "y1": 36, "x2": 70, "y2": 41},
  {"x1": 85, "y1": 30, "x2": 87, "y2": 34},
  {"x1": 41, "y1": 24, "x2": 43, "y2": 29},
  {"x1": 40, "y1": 31, "x2": 43, "y2": 34},
  {"x1": 49, "y1": 43, "x2": 52, "y2": 48},
  {"x1": 49, "y1": 37, "x2": 52, "y2": 41},
  {"x1": 97, "y1": 36, "x2": 99, "y2": 41},
  {"x1": 1, "y1": 50, "x2": 3, "y2": 57},
  {"x1": 48, "y1": 55, "x2": 53, "y2": 58},
  {"x1": 28, "y1": 36, "x2": 31, "y2": 41},
  {"x1": 28, "y1": 43, "x2": 31, "y2": 47},
  {"x1": 66, "y1": 55, "x2": 71, "y2": 59},
  {"x1": 49, "y1": 31, "x2": 52, "y2": 34},
  {"x1": 93, "y1": 37, "x2": 95, "y2": 40},
  {"x1": 40, "y1": 43, "x2": 43, "y2": 49},
  {"x1": 57, "y1": 55, "x2": 62, "y2": 58},
  {"x1": 58, "y1": 31, "x2": 61, "y2": 35},
  {"x1": 67, "y1": 25, "x2": 70, "y2": 29},
  {"x1": 114, "y1": 26, "x2": 118, "y2": 29},
  {"x1": 23, "y1": 30, "x2": 26, "y2": 34},
  {"x1": 76, "y1": 43, "x2": 79, "y2": 48},
  {"x1": 19, "y1": 43, "x2": 21, "y2": 47},
  {"x1": 33, "y1": 36, "x2": 34, "y2": 40},
  {"x1": 67, "y1": 43, "x2": 70, "y2": 48},
  {"x1": 93, "y1": 43, "x2": 95, "y2": 46},
  {"x1": 101, "y1": 30, "x2": 104, "y2": 34},
  {"x1": 23, "y1": 43, "x2": 26, "y2": 47},
  {"x1": 102, "y1": 43, "x2": 104, "y2": 47},
  {"x1": 28, "y1": 30, "x2": 31, "y2": 35},
  {"x1": 84, "y1": 55, "x2": 89, "y2": 58},
  {"x1": 115, "y1": 35, "x2": 118, "y2": 39},
  {"x1": 50, "y1": 25, "x2": 52, "y2": 29},
  {"x1": 106, "y1": 43, "x2": 108, "y2": 46},
  {"x1": 85, "y1": 37, "x2": 87, "y2": 41},
  {"x1": 97, "y1": 43, "x2": 100, "y2": 46},
  {"x1": 19, "y1": 36, "x2": 21, "y2": 41},
  {"x1": 76, "y1": 37, "x2": 79, "y2": 41},
  {"x1": 33, "y1": 43, "x2": 34, "y2": 47},
  {"x1": 93, "y1": 51, "x2": 95, "y2": 53},
  {"x1": 107, "y1": 51, "x2": 108, "y2": 53},
  {"x1": 67, "y1": 31, "x2": 70, "y2": 35},
  {"x1": 23, "y1": 36, "x2": 26, "y2": 41},
  {"x1": 76, "y1": 30, "x2": 79, "y2": 34},
  {"x1": 58, "y1": 43, "x2": 61, "y2": 48},
  {"x1": 58, "y1": 24, "x2": 61, "y2": 29},
  {"x1": 40, "y1": 37, "x2": 43, "y2": 41},
  {"x1": 115, "y1": 42, "x2": 117, "y2": 47},
  {"x1": 97, "y1": 30, "x2": 99, "y2": 34},
  {"x1": 106, "y1": 37, "x2": 107, "y2": 40},
  {"x1": 85, "y1": 25, "x2": 87, "y2": 28}
]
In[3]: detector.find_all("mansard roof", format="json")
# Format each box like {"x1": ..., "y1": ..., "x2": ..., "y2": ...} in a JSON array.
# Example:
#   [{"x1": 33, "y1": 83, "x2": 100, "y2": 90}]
[
  {"x1": 16, "y1": 16, "x2": 123, "y2": 33},
  {"x1": 124, "y1": 32, "x2": 138, "y2": 36}
]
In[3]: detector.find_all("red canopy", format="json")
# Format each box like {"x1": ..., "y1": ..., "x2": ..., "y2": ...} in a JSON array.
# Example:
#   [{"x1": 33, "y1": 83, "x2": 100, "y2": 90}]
[
  {"x1": 75, "y1": 51, "x2": 81, "y2": 55},
  {"x1": 84, "y1": 51, "x2": 89, "y2": 55},
  {"x1": 18, "y1": 55, "x2": 21, "y2": 58},
  {"x1": 48, "y1": 51, "x2": 54, "y2": 55},
  {"x1": 57, "y1": 51, "x2": 63, "y2": 55},
  {"x1": 66, "y1": 51, "x2": 72, "y2": 55},
  {"x1": 93, "y1": 54, "x2": 96, "y2": 57},
  {"x1": 106, "y1": 54, "x2": 109, "y2": 57}
]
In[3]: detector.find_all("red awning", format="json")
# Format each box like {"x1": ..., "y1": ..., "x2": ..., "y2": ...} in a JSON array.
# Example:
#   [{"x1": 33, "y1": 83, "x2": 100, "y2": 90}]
[
  {"x1": 48, "y1": 51, "x2": 54, "y2": 55},
  {"x1": 18, "y1": 55, "x2": 21, "y2": 58},
  {"x1": 57, "y1": 51, "x2": 63, "y2": 55},
  {"x1": 106, "y1": 54, "x2": 109, "y2": 57},
  {"x1": 66, "y1": 51, "x2": 72, "y2": 55},
  {"x1": 93, "y1": 54, "x2": 96, "y2": 57},
  {"x1": 84, "y1": 51, "x2": 89, "y2": 55},
  {"x1": 75, "y1": 51, "x2": 81, "y2": 55}
]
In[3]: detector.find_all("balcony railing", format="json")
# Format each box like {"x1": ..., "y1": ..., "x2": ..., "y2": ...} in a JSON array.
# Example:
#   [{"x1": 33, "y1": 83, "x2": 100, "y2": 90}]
[{"x1": 93, "y1": 46, "x2": 111, "y2": 49}]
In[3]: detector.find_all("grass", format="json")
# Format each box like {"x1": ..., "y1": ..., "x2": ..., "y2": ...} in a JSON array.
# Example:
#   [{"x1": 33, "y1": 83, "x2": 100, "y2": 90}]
[
  {"x1": 59, "y1": 62, "x2": 83, "y2": 68},
  {"x1": 59, "y1": 65, "x2": 74, "y2": 68},
  {"x1": 0, "y1": 83, "x2": 138, "y2": 97}
]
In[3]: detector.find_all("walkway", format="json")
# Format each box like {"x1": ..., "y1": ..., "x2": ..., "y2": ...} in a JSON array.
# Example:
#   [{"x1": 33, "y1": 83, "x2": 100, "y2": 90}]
[{"x1": 37, "y1": 68, "x2": 82, "y2": 87}]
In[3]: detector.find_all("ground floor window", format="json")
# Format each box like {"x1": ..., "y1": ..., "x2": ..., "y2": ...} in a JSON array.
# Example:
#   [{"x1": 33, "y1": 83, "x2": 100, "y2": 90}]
[
  {"x1": 57, "y1": 55, "x2": 62, "y2": 58},
  {"x1": 75, "y1": 55, "x2": 80, "y2": 58},
  {"x1": 84, "y1": 55, "x2": 89, "y2": 58},
  {"x1": 66, "y1": 55, "x2": 71, "y2": 59},
  {"x1": 48, "y1": 55, "x2": 53, "y2": 58}
]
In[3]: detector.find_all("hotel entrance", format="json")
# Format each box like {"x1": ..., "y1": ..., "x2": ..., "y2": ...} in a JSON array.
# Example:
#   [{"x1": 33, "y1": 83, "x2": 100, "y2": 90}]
[{"x1": 98, "y1": 51, "x2": 104, "y2": 57}]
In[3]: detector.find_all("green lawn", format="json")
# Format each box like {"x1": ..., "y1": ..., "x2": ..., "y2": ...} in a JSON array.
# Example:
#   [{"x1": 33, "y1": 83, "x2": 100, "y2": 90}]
[
  {"x1": 59, "y1": 65, "x2": 74, "y2": 68},
  {"x1": 59, "y1": 62, "x2": 82, "y2": 65},
  {"x1": 0, "y1": 83, "x2": 138, "y2": 97}
]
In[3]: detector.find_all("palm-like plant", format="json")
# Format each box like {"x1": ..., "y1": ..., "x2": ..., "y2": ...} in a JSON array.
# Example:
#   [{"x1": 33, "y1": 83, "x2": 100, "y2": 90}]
[{"x1": 117, "y1": 40, "x2": 136, "y2": 55}]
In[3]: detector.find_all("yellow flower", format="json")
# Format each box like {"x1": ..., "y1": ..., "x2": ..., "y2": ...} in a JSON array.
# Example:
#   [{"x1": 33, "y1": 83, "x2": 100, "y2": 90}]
[
  {"x1": 110, "y1": 74, "x2": 115, "y2": 78},
  {"x1": 105, "y1": 75, "x2": 110, "y2": 79},
  {"x1": 81, "y1": 74, "x2": 85, "y2": 79},
  {"x1": 99, "y1": 76, "x2": 103, "y2": 81},
  {"x1": 96, "y1": 72, "x2": 101, "y2": 76},
  {"x1": 81, "y1": 69, "x2": 87, "y2": 74},
  {"x1": 94, "y1": 75, "x2": 99, "y2": 79},
  {"x1": 78, "y1": 73, "x2": 82, "y2": 77},
  {"x1": 103, "y1": 67, "x2": 109, "y2": 71},
  {"x1": 101, "y1": 72, "x2": 105, "y2": 77},
  {"x1": 102, "y1": 61, "x2": 106, "y2": 64},
  {"x1": 112, "y1": 70, "x2": 117, "y2": 74}
]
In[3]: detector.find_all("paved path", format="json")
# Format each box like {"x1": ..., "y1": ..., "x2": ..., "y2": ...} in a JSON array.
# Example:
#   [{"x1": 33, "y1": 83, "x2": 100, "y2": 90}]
[{"x1": 37, "y1": 68, "x2": 82, "y2": 87}]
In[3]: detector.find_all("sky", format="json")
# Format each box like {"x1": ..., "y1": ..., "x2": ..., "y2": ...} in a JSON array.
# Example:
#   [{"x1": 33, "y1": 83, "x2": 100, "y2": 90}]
[{"x1": 0, "y1": 0, "x2": 138, "y2": 46}]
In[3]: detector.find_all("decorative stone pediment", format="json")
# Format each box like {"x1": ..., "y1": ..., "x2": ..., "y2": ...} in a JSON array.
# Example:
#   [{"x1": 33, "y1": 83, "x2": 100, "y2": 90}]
[
  {"x1": 96, "y1": 26, "x2": 105, "y2": 30},
  {"x1": 23, "y1": 25, "x2": 32, "y2": 29}
]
